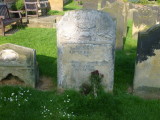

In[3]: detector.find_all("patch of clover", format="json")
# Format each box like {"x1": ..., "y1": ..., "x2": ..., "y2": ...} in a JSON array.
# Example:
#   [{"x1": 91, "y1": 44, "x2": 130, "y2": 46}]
[
  {"x1": 40, "y1": 105, "x2": 53, "y2": 118},
  {"x1": 57, "y1": 94, "x2": 75, "y2": 119},
  {"x1": 0, "y1": 87, "x2": 31, "y2": 107}
]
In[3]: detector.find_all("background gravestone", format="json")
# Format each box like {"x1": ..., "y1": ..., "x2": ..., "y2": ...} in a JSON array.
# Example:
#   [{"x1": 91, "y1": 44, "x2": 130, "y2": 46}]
[
  {"x1": 134, "y1": 25, "x2": 160, "y2": 98},
  {"x1": 102, "y1": 0, "x2": 128, "y2": 49},
  {"x1": 81, "y1": 0, "x2": 98, "y2": 9},
  {"x1": 0, "y1": 43, "x2": 39, "y2": 87},
  {"x1": 48, "y1": 0, "x2": 63, "y2": 11},
  {"x1": 57, "y1": 10, "x2": 116, "y2": 92},
  {"x1": 132, "y1": 6, "x2": 158, "y2": 39}
]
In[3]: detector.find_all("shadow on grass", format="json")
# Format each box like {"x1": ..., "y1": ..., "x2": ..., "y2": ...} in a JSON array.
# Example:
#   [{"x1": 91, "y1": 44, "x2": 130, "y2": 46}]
[
  {"x1": 64, "y1": 0, "x2": 73, "y2": 5},
  {"x1": 37, "y1": 55, "x2": 57, "y2": 81},
  {"x1": 114, "y1": 22, "x2": 137, "y2": 93},
  {"x1": 63, "y1": 7, "x2": 77, "y2": 11}
]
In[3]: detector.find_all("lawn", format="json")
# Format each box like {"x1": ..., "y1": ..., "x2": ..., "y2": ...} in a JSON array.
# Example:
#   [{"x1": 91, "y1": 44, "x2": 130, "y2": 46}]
[
  {"x1": 48, "y1": 0, "x2": 83, "y2": 15},
  {"x1": 0, "y1": 21, "x2": 160, "y2": 120}
]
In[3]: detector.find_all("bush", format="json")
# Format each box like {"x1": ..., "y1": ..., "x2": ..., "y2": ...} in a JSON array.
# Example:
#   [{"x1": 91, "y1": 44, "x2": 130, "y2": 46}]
[
  {"x1": 138, "y1": 0, "x2": 149, "y2": 4},
  {"x1": 157, "y1": 0, "x2": 160, "y2": 3},
  {"x1": 12, "y1": 0, "x2": 24, "y2": 10}
]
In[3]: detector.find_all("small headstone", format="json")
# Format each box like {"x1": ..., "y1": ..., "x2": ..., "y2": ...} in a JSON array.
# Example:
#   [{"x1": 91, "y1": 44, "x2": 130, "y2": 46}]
[
  {"x1": 0, "y1": 43, "x2": 39, "y2": 87},
  {"x1": 134, "y1": 25, "x2": 160, "y2": 98},
  {"x1": 57, "y1": 10, "x2": 116, "y2": 92}
]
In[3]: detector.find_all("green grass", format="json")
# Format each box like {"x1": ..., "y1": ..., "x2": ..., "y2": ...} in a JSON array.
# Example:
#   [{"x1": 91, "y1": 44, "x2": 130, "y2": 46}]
[
  {"x1": 48, "y1": 0, "x2": 82, "y2": 15},
  {"x1": 0, "y1": 21, "x2": 160, "y2": 120}
]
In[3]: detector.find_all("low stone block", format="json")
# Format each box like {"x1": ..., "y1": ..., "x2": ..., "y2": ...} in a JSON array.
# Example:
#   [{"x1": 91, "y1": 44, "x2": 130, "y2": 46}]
[{"x1": 0, "y1": 43, "x2": 39, "y2": 87}]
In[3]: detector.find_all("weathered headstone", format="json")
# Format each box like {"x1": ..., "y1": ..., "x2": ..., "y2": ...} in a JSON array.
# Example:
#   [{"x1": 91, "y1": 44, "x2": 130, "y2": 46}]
[
  {"x1": 48, "y1": 0, "x2": 63, "y2": 11},
  {"x1": 81, "y1": 0, "x2": 98, "y2": 9},
  {"x1": 132, "y1": 6, "x2": 157, "y2": 39},
  {"x1": 102, "y1": 0, "x2": 128, "y2": 49},
  {"x1": 0, "y1": 43, "x2": 39, "y2": 87},
  {"x1": 134, "y1": 25, "x2": 160, "y2": 98},
  {"x1": 57, "y1": 10, "x2": 116, "y2": 92}
]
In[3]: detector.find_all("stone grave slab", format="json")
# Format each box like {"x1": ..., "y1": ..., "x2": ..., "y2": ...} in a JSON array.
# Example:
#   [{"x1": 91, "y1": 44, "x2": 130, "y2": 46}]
[
  {"x1": 57, "y1": 10, "x2": 116, "y2": 92},
  {"x1": 0, "y1": 43, "x2": 39, "y2": 87},
  {"x1": 134, "y1": 25, "x2": 160, "y2": 98}
]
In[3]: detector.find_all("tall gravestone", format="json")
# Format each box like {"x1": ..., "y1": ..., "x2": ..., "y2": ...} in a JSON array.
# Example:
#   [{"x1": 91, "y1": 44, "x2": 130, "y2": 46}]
[
  {"x1": 0, "y1": 43, "x2": 39, "y2": 87},
  {"x1": 102, "y1": 0, "x2": 128, "y2": 49},
  {"x1": 57, "y1": 10, "x2": 116, "y2": 92},
  {"x1": 134, "y1": 25, "x2": 160, "y2": 98}
]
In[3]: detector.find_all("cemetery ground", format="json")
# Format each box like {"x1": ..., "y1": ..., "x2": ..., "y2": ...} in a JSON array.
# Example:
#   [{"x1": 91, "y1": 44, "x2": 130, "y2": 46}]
[{"x1": 0, "y1": 21, "x2": 160, "y2": 120}]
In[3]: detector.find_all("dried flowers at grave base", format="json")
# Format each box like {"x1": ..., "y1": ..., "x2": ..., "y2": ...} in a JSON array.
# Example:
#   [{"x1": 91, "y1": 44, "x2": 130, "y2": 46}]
[
  {"x1": 90, "y1": 70, "x2": 104, "y2": 98},
  {"x1": 80, "y1": 83, "x2": 92, "y2": 95}
]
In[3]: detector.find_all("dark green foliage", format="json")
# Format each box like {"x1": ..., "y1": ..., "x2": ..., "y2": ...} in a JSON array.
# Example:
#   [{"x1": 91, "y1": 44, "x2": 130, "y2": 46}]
[
  {"x1": 80, "y1": 83, "x2": 92, "y2": 95},
  {"x1": 12, "y1": 0, "x2": 24, "y2": 10}
]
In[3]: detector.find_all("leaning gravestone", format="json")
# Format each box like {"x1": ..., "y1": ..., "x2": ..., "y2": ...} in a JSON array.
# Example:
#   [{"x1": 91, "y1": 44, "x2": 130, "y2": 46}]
[
  {"x1": 57, "y1": 10, "x2": 116, "y2": 92},
  {"x1": 134, "y1": 25, "x2": 160, "y2": 98},
  {"x1": 0, "y1": 43, "x2": 39, "y2": 87}
]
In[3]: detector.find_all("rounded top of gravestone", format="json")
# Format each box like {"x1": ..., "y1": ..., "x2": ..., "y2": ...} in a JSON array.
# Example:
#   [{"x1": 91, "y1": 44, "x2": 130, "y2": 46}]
[
  {"x1": 57, "y1": 10, "x2": 116, "y2": 45},
  {"x1": 0, "y1": 49, "x2": 19, "y2": 61}
]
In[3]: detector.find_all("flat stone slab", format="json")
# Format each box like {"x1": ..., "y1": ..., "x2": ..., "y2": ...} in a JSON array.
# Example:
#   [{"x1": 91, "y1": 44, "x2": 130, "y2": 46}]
[{"x1": 26, "y1": 15, "x2": 62, "y2": 28}]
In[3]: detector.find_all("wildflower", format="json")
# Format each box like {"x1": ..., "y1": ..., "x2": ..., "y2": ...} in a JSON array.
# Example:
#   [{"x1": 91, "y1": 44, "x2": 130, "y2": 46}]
[
  {"x1": 91, "y1": 70, "x2": 99, "y2": 75},
  {"x1": 11, "y1": 93, "x2": 15, "y2": 96},
  {"x1": 9, "y1": 98, "x2": 13, "y2": 102}
]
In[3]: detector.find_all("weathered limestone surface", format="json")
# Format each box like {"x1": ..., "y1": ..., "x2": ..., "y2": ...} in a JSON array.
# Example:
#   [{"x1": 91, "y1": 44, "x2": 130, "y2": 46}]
[
  {"x1": 48, "y1": 0, "x2": 63, "y2": 11},
  {"x1": 132, "y1": 6, "x2": 157, "y2": 39},
  {"x1": 102, "y1": 0, "x2": 128, "y2": 49},
  {"x1": 134, "y1": 25, "x2": 160, "y2": 98},
  {"x1": 81, "y1": 0, "x2": 98, "y2": 9},
  {"x1": 57, "y1": 10, "x2": 116, "y2": 92},
  {"x1": 0, "y1": 43, "x2": 39, "y2": 87}
]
